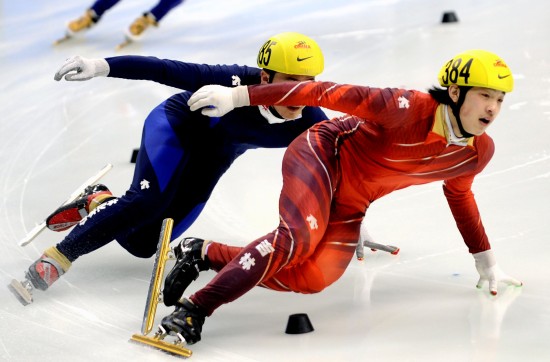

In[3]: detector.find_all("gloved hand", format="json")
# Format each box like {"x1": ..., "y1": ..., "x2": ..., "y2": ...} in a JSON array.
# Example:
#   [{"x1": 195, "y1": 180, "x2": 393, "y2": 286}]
[
  {"x1": 473, "y1": 249, "x2": 522, "y2": 295},
  {"x1": 54, "y1": 56, "x2": 110, "y2": 81},
  {"x1": 187, "y1": 85, "x2": 250, "y2": 117},
  {"x1": 355, "y1": 228, "x2": 399, "y2": 260},
  {"x1": 355, "y1": 240, "x2": 365, "y2": 260}
]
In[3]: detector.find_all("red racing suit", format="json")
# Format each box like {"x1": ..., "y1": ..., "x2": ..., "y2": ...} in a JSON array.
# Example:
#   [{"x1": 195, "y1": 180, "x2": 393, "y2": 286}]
[{"x1": 191, "y1": 81, "x2": 494, "y2": 316}]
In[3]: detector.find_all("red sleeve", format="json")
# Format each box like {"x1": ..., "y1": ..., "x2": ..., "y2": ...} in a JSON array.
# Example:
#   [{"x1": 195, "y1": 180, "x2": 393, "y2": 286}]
[
  {"x1": 443, "y1": 135, "x2": 495, "y2": 254},
  {"x1": 247, "y1": 81, "x2": 416, "y2": 126}
]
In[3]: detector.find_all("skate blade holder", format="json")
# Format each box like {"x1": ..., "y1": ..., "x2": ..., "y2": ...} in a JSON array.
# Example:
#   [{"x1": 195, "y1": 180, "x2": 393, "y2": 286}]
[
  {"x1": 131, "y1": 328, "x2": 192, "y2": 358},
  {"x1": 130, "y1": 218, "x2": 192, "y2": 357}
]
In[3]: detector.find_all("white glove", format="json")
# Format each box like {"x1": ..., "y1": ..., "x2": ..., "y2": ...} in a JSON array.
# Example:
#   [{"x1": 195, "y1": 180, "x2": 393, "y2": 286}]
[
  {"x1": 54, "y1": 56, "x2": 110, "y2": 81},
  {"x1": 187, "y1": 85, "x2": 250, "y2": 117},
  {"x1": 355, "y1": 228, "x2": 400, "y2": 260},
  {"x1": 473, "y1": 250, "x2": 522, "y2": 295}
]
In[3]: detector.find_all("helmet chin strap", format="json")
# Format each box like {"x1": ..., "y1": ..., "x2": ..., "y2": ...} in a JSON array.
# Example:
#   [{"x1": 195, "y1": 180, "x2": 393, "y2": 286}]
[
  {"x1": 265, "y1": 70, "x2": 285, "y2": 120},
  {"x1": 450, "y1": 86, "x2": 474, "y2": 138}
]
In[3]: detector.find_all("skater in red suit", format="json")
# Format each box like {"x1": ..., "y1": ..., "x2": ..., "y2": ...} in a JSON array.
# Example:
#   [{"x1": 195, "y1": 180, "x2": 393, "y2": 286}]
[{"x1": 159, "y1": 49, "x2": 523, "y2": 344}]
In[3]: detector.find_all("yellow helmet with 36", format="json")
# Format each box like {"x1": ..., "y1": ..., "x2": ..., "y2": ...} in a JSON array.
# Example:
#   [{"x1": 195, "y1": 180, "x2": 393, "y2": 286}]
[
  {"x1": 438, "y1": 49, "x2": 513, "y2": 93},
  {"x1": 257, "y1": 32, "x2": 324, "y2": 77}
]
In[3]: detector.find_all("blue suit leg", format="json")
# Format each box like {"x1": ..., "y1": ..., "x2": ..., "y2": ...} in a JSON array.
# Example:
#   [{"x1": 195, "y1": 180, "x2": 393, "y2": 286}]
[
  {"x1": 56, "y1": 98, "x2": 190, "y2": 260},
  {"x1": 90, "y1": 0, "x2": 122, "y2": 17},
  {"x1": 148, "y1": 0, "x2": 184, "y2": 21}
]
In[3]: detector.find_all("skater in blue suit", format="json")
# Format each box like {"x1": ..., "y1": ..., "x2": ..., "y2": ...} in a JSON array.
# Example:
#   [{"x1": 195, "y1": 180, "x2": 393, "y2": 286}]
[{"x1": 13, "y1": 32, "x2": 329, "y2": 304}]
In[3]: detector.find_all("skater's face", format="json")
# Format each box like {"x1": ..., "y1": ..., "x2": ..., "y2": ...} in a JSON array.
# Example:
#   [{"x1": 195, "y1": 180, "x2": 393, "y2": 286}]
[
  {"x1": 449, "y1": 85, "x2": 505, "y2": 136},
  {"x1": 261, "y1": 70, "x2": 314, "y2": 120}
]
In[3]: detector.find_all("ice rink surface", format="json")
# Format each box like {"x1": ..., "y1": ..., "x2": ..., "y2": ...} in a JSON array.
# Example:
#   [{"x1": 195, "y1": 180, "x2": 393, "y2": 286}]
[{"x1": 1, "y1": 0, "x2": 549, "y2": 361}]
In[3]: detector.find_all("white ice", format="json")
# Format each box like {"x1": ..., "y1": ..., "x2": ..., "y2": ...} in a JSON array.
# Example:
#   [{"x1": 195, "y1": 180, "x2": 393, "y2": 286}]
[{"x1": 1, "y1": 0, "x2": 549, "y2": 361}]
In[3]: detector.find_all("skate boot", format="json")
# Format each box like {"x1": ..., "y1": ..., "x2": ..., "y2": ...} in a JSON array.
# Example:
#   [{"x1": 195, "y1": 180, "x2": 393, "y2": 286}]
[
  {"x1": 46, "y1": 184, "x2": 115, "y2": 232},
  {"x1": 116, "y1": 12, "x2": 158, "y2": 50},
  {"x1": 160, "y1": 298, "x2": 206, "y2": 345},
  {"x1": 9, "y1": 246, "x2": 71, "y2": 305},
  {"x1": 163, "y1": 238, "x2": 210, "y2": 306},
  {"x1": 67, "y1": 9, "x2": 99, "y2": 35},
  {"x1": 128, "y1": 12, "x2": 158, "y2": 39},
  {"x1": 27, "y1": 246, "x2": 71, "y2": 290}
]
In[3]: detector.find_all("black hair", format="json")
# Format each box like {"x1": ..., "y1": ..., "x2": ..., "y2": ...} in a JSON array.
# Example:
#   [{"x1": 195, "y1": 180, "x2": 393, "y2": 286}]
[
  {"x1": 428, "y1": 86, "x2": 453, "y2": 105},
  {"x1": 263, "y1": 69, "x2": 276, "y2": 83},
  {"x1": 428, "y1": 85, "x2": 474, "y2": 138}
]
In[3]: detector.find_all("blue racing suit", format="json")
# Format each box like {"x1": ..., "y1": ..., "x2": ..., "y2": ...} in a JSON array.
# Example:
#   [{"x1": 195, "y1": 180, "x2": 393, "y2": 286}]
[{"x1": 55, "y1": 56, "x2": 328, "y2": 260}]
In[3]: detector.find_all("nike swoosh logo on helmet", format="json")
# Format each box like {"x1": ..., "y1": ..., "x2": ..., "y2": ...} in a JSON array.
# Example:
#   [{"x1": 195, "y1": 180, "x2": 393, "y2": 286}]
[
  {"x1": 297, "y1": 56, "x2": 313, "y2": 62},
  {"x1": 498, "y1": 74, "x2": 511, "y2": 79}
]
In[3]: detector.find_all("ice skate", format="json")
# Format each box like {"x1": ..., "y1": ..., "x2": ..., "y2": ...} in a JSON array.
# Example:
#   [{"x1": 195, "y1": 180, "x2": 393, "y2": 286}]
[
  {"x1": 9, "y1": 246, "x2": 71, "y2": 305},
  {"x1": 19, "y1": 163, "x2": 112, "y2": 247},
  {"x1": 130, "y1": 218, "x2": 193, "y2": 357},
  {"x1": 160, "y1": 298, "x2": 206, "y2": 344},
  {"x1": 46, "y1": 184, "x2": 114, "y2": 232},
  {"x1": 54, "y1": 9, "x2": 99, "y2": 45},
  {"x1": 116, "y1": 12, "x2": 157, "y2": 50},
  {"x1": 163, "y1": 237, "x2": 210, "y2": 307}
]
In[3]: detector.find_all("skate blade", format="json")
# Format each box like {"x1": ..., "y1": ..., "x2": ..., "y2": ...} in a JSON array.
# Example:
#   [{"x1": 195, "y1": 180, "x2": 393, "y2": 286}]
[
  {"x1": 18, "y1": 222, "x2": 47, "y2": 248},
  {"x1": 53, "y1": 34, "x2": 72, "y2": 46},
  {"x1": 115, "y1": 38, "x2": 133, "y2": 51},
  {"x1": 141, "y1": 218, "x2": 174, "y2": 335},
  {"x1": 8, "y1": 279, "x2": 33, "y2": 306},
  {"x1": 131, "y1": 333, "x2": 192, "y2": 358}
]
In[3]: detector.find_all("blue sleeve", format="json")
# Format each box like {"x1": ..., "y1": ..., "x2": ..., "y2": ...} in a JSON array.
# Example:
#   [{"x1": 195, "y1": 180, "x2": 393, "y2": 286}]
[{"x1": 105, "y1": 56, "x2": 261, "y2": 91}]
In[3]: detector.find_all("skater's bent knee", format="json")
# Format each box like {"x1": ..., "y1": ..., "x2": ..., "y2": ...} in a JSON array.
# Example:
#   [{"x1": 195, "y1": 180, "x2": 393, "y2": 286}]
[{"x1": 117, "y1": 239, "x2": 157, "y2": 258}]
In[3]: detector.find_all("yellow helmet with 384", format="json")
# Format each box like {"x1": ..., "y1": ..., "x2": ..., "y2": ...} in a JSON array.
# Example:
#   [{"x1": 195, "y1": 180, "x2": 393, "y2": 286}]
[{"x1": 438, "y1": 49, "x2": 514, "y2": 93}]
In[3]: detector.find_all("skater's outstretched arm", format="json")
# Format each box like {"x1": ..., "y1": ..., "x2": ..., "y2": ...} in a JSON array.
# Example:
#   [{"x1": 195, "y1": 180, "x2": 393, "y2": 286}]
[{"x1": 54, "y1": 55, "x2": 261, "y2": 91}]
